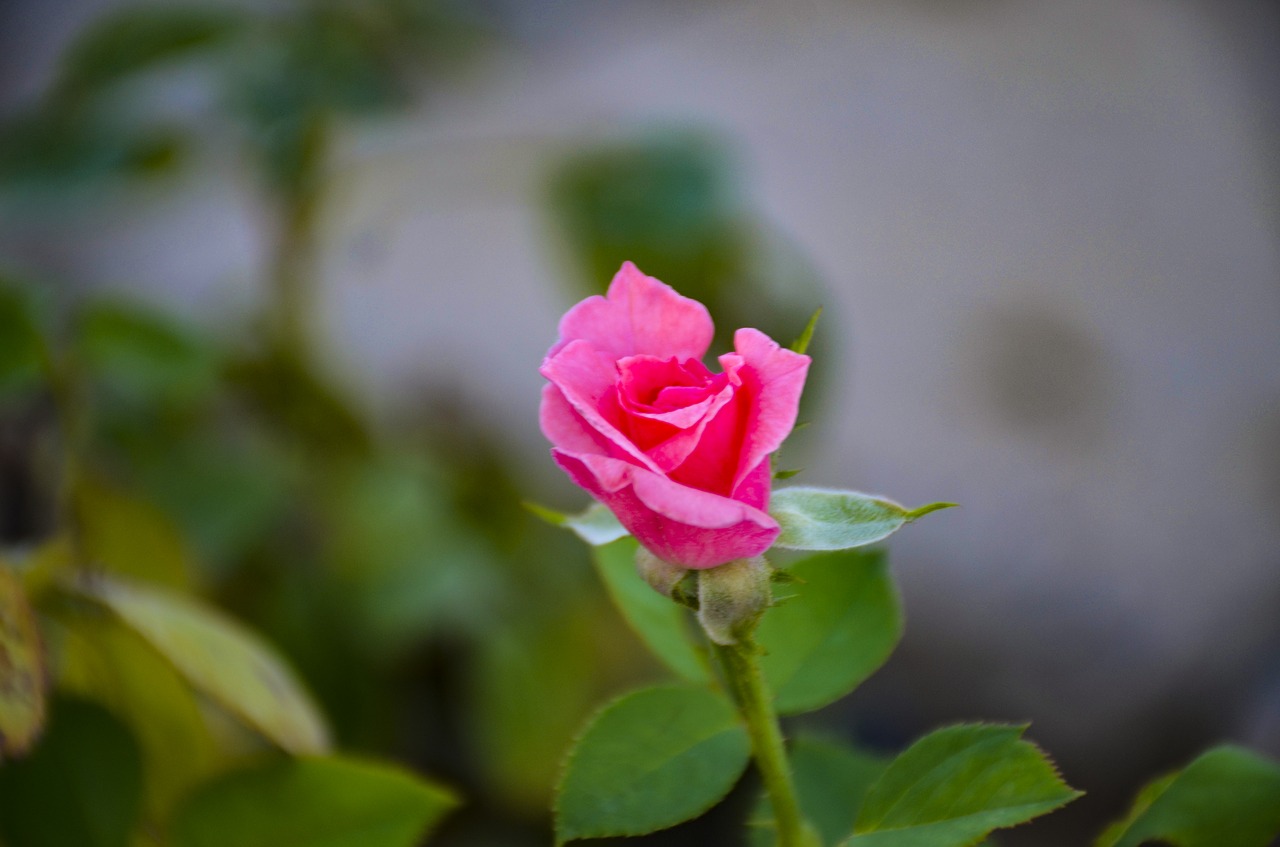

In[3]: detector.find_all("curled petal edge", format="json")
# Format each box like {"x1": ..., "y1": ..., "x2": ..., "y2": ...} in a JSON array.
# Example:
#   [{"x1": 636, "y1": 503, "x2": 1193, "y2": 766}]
[
  {"x1": 551, "y1": 262, "x2": 714, "y2": 362},
  {"x1": 552, "y1": 449, "x2": 780, "y2": 569}
]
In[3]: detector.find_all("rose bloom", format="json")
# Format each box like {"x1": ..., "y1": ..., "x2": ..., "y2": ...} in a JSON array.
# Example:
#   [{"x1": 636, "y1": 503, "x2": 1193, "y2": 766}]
[{"x1": 540, "y1": 263, "x2": 810, "y2": 568}]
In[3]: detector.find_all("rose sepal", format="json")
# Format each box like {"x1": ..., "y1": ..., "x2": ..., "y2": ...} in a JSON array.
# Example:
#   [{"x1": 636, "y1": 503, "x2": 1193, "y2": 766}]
[
  {"x1": 524, "y1": 500, "x2": 628, "y2": 546},
  {"x1": 768, "y1": 487, "x2": 956, "y2": 551}
]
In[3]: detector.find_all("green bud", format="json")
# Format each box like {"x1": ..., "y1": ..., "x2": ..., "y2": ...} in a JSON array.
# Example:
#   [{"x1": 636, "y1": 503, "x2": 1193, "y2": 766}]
[
  {"x1": 696, "y1": 557, "x2": 771, "y2": 646},
  {"x1": 634, "y1": 546, "x2": 687, "y2": 597}
]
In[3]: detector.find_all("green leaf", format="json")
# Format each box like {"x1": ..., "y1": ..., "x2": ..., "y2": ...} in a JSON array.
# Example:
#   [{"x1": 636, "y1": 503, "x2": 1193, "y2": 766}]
[
  {"x1": 791, "y1": 306, "x2": 823, "y2": 355},
  {"x1": 18, "y1": 535, "x2": 74, "y2": 601},
  {"x1": 592, "y1": 537, "x2": 709, "y2": 683},
  {"x1": 0, "y1": 564, "x2": 46, "y2": 758},
  {"x1": 0, "y1": 109, "x2": 184, "y2": 190},
  {"x1": 529, "y1": 500, "x2": 629, "y2": 546},
  {"x1": 470, "y1": 601, "x2": 615, "y2": 813},
  {"x1": 0, "y1": 697, "x2": 142, "y2": 847},
  {"x1": 757, "y1": 548, "x2": 902, "y2": 714},
  {"x1": 58, "y1": 614, "x2": 220, "y2": 822},
  {"x1": 224, "y1": 346, "x2": 370, "y2": 455},
  {"x1": 846, "y1": 724, "x2": 1080, "y2": 846},
  {"x1": 171, "y1": 755, "x2": 457, "y2": 847},
  {"x1": 57, "y1": 6, "x2": 243, "y2": 99},
  {"x1": 77, "y1": 298, "x2": 221, "y2": 408},
  {"x1": 770, "y1": 488, "x2": 955, "y2": 551},
  {"x1": 126, "y1": 434, "x2": 292, "y2": 573},
  {"x1": 1095, "y1": 745, "x2": 1280, "y2": 847},
  {"x1": 556, "y1": 684, "x2": 750, "y2": 842},
  {"x1": 750, "y1": 734, "x2": 889, "y2": 847},
  {"x1": 74, "y1": 475, "x2": 194, "y2": 589},
  {"x1": 71, "y1": 573, "x2": 330, "y2": 755},
  {"x1": 322, "y1": 454, "x2": 498, "y2": 654}
]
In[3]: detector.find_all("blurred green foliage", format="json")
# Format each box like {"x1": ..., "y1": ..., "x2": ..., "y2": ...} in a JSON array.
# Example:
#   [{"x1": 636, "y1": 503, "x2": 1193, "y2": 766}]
[
  {"x1": 0, "y1": 564, "x2": 46, "y2": 760},
  {"x1": 0, "y1": 2, "x2": 708, "y2": 832},
  {"x1": 171, "y1": 755, "x2": 458, "y2": 847},
  {"x1": 2, "y1": 2, "x2": 1278, "y2": 844},
  {"x1": 2, "y1": 0, "x2": 839, "y2": 834},
  {"x1": 0, "y1": 698, "x2": 142, "y2": 847},
  {"x1": 2, "y1": 3, "x2": 835, "y2": 846},
  {"x1": 0, "y1": 284, "x2": 45, "y2": 397}
]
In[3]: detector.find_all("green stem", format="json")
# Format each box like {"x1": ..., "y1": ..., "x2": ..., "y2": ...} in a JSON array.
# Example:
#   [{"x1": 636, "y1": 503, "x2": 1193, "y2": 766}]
[
  {"x1": 714, "y1": 640, "x2": 816, "y2": 847},
  {"x1": 267, "y1": 112, "x2": 329, "y2": 360},
  {"x1": 34, "y1": 334, "x2": 88, "y2": 565}
]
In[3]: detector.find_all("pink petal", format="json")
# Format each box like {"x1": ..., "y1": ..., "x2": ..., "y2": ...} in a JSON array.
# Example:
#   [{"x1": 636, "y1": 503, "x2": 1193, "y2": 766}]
[
  {"x1": 727, "y1": 328, "x2": 811, "y2": 491},
  {"x1": 617, "y1": 356, "x2": 716, "y2": 428},
  {"x1": 541, "y1": 339, "x2": 662, "y2": 472},
  {"x1": 553, "y1": 450, "x2": 780, "y2": 569},
  {"x1": 632, "y1": 394, "x2": 719, "y2": 430},
  {"x1": 730, "y1": 457, "x2": 772, "y2": 512},
  {"x1": 539, "y1": 383, "x2": 608, "y2": 455},
  {"x1": 645, "y1": 380, "x2": 737, "y2": 472},
  {"x1": 664, "y1": 362, "x2": 747, "y2": 493},
  {"x1": 551, "y1": 262, "x2": 713, "y2": 361}
]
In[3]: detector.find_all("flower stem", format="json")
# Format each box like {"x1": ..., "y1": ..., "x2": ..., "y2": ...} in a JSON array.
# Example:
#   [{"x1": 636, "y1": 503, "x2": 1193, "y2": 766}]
[{"x1": 714, "y1": 640, "x2": 817, "y2": 847}]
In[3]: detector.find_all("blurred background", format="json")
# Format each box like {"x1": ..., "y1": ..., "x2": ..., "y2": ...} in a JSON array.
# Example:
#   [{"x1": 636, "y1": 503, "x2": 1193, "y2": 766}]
[{"x1": 1, "y1": 0, "x2": 1278, "y2": 845}]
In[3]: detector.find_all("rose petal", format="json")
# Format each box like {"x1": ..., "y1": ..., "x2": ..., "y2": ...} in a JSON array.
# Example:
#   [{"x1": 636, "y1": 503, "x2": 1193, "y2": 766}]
[
  {"x1": 727, "y1": 328, "x2": 811, "y2": 490},
  {"x1": 643, "y1": 380, "x2": 738, "y2": 473},
  {"x1": 542, "y1": 339, "x2": 663, "y2": 472},
  {"x1": 539, "y1": 383, "x2": 608, "y2": 456},
  {"x1": 730, "y1": 457, "x2": 772, "y2": 512},
  {"x1": 617, "y1": 356, "x2": 717, "y2": 429},
  {"x1": 551, "y1": 262, "x2": 714, "y2": 361},
  {"x1": 663, "y1": 361, "x2": 746, "y2": 493},
  {"x1": 552, "y1": 450, "x2": 780, "y2": 569}
]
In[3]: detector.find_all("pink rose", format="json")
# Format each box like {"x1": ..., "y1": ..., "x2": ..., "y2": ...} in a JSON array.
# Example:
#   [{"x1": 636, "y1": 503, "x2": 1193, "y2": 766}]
[{"x1": 540, "y1": 262, "x2": 811, "y2": 569}]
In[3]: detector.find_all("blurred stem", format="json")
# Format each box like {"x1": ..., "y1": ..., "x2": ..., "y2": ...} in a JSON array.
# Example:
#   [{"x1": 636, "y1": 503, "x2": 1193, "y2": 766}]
[
  {"x1": 714, "y1": 639, "x2": 817, "y2": 847},
  {"x1": 267, "y1": 113, "x2": 330, "y2": 360},
  {"x1": 33, "y1": 334, "x2": 88, "y2": 563}
]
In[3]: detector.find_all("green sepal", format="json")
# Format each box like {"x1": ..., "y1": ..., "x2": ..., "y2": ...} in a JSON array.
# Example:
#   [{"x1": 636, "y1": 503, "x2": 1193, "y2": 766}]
[
  {"x1": 525, "y1": 500, "x2": 629, "y2": 546},
  {"x1": 696, "y1": 557, "x2": 771, "y2": 646},
  {"x1": 790, "y1": 306, "x2": 823, "y2": 355},
  {"x1": 635, "y1": 545, "x2": 688, "y2": 597},
  {"x1": 591, "y1": 538, "x2": 708, "y2": 683},
  {"x1": 769, "y1": 487, "x2": 955, "y2": 551}
]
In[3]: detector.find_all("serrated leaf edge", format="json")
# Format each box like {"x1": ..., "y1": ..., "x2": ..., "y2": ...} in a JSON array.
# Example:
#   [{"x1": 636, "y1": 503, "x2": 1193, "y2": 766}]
[
  {"x1": 850, "y1": 723, "x2": 1081, "y2": 842},
  {"x1": 553, "y1": 683, "x2": 746, "y2": 845}
]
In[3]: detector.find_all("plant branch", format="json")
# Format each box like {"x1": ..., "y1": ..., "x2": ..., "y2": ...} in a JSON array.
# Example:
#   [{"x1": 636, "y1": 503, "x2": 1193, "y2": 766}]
[{"x1": 714, "y1": 639, "x2": 817, "y2": 847}]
